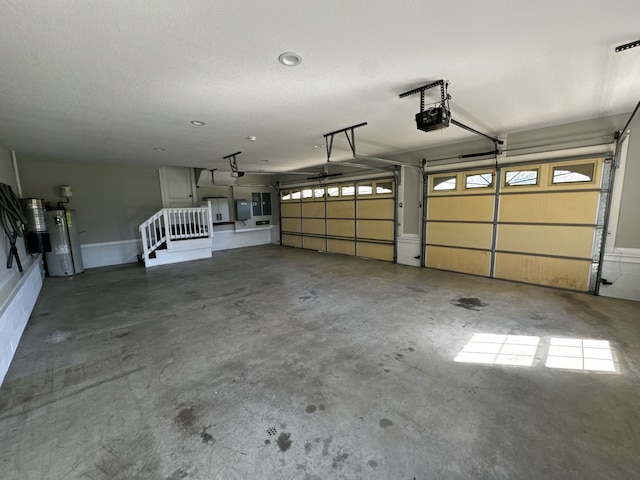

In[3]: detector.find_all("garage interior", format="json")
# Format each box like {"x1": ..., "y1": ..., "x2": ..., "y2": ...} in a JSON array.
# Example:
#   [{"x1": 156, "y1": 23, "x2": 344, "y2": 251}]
[{"x1": 1, "y1": 2, "x2": 640, "y2": 479}]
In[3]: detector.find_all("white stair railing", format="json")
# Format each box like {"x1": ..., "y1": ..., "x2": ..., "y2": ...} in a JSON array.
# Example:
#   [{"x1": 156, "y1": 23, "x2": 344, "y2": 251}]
[{"x1": 139, "y1": 207, "x2": 211, "y2": 262}]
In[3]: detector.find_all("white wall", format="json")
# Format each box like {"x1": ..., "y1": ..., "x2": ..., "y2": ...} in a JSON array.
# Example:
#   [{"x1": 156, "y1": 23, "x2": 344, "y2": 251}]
[
  {"x1": 599, "y1": 112, "x2": 640, "y2": 301},
  {"x1": 0, "y1": 145, "x2": 44, "y2": 387}
]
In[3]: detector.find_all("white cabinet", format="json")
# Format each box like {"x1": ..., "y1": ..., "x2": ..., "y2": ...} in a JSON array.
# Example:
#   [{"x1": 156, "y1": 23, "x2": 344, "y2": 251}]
[{"x1": 204, "y1": 197, "x2": 230, "y2": 223}]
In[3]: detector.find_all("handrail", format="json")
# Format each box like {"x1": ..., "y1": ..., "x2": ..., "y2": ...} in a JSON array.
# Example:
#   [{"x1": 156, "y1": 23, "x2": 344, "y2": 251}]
[{"x1": 139, "y1": 207, "x2": 210, "y2": 261}]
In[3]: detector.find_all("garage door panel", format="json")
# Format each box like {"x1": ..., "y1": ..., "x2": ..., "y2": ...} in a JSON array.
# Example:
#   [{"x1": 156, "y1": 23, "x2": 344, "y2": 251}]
[
  {"x1": 327, "y1": 201, "x2": 355, "y2": 218},
  {"x1": 281, "y1": 218, "x2": 301, "y2": 233},
  {"x1": 427, "y1": 196, "x2": 494, "y2": 222},
  {"x1": 281, "y1": 203, "x2": 301, "y2": 218},
  {"x1": 357, "y1": 242, "x2": 393, "y2": 261},
  {"x1": 357, "y1": 220, "x2": 394, "y2": 241},
  {"x1": 327, "y1": 239, "x2": 355, "y2": 256},
  {"x1": 303, "y1": 236, "x2": 326, "y2": 251},
  {"x1": 427, "y1": 223, "x2": 493, "y2": 250},
  {"x1": 327, "y1": 219, "x2": 354, "y2": 237},
  {"x1": 357, "y1": 199, "x2": 394, "y2": 219},
  {"x1": 494, "y1": 253, "x2": 590, "y2": 291},
  {"x1": 499, "y1": 191, "x2": 599, "y2": 224},
  {"x1": 302, "y1": 218, "x2": 325, "y2": 235},
  {"x1": 281, "y1": 178, "x2": 395, "y2": 263},
  {"x1": 282, "y1": 234, "x2": 302, "y2": 248},
  {"x1": 496, "y1": 224, "x2": 594, "y2": 258},
  {"x1": 426, "y1": 246, "x2": 491, "y2": 276},
  {"x1": 302, "y1": 202, "x2": 325, "y2": 218}
]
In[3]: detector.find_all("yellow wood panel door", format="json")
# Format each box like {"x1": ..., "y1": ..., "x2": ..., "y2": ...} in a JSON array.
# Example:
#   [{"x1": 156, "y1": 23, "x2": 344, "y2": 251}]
[
  {"x1": 281, "y1": 178, "x2": 396, "y2": 262},
  {"x1": 302, "y1": 202, "x2": 325, "y2": 218},
  {"x1": 427, "y1": 195, "x2": 495, "y2": 222},
  {"x1": 327, "y1": 200, "x2": 355, "y2": 218},
  {"x1": 357, "y1": 243, "x2": 394, "y2": 261},
  {"x1": 424, "y1": 159, "x2": 605, "y2": 291},
  {"x1": 498, "y1": 191, "x2": 599, "y2": 224},
  {"x1": 302, "y1": 218, "x2": 325, "y2": 236},
  {"x1": 427, "y1": 222, "x2": 493, "y2": 250},
  {"x1": 357, "y1": 199, "x2": 394, "y2": 219},
  {"x1": 494, "y1": 253, "x2": 591, "y2": 291},
  {"x1": 303, "y1": 236, "x2": 326, "y2": 251},
  {"x1": 281, "y1": 234, "x2": 302, "y2": 248},
  {"x1": 496, "y1": 224, "x2": 595, "y2": 258},
  {"x1": 357, "y1": 220, "x2": 394, "y2": 241},
  {"x1": 426, "y1": 171, "x2": 496, "y2": 277},
  {"x1": 426, "y1": 246, "x2": 491, "y2": 276},
  {"x1": 495, "y1": 158, "x2": 605, "y2": 291}
]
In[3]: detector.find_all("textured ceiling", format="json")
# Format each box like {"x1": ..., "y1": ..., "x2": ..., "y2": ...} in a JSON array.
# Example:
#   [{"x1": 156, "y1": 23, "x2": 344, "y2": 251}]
[{"x1": 0, "y1": 1, "x2": 639, "y2": 173}]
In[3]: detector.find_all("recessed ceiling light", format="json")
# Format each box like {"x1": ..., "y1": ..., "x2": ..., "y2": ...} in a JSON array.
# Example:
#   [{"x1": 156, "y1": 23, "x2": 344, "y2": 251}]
[
  {"x1": 314, "y1": 144, "x2": 325, "y2": 148},
  {"x1": 190, "y1": 120, "x2": 206, "y2": 126},
  {"x1": 153, "y1": 147, "x2": 166, "y2": 151},
  {"x1": 278, "y1": 52, "x2": 302, "y2": 67},
  {"x1": 247, "y1": 136, "x2": 257, "y2": 142}
]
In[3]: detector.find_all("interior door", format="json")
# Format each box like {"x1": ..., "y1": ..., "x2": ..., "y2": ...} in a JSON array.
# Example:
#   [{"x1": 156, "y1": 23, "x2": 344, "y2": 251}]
[{"x1": 159, "y1": 167, "x2": 196, "y2": 208}]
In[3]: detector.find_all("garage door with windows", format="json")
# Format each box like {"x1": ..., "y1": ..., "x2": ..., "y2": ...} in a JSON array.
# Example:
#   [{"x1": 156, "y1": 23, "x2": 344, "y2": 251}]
[
  {"x1": 280, "y1": 178, "x2": 396, "y2": 262},
  {"x1": 425, "y1": 157, "x2": 608, "y2": 292}
]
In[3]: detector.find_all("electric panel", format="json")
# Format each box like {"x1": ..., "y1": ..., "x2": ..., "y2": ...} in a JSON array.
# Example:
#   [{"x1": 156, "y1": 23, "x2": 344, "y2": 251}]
[{"x1": 235, "y1": 199, "x2": 251, "y2": 221}]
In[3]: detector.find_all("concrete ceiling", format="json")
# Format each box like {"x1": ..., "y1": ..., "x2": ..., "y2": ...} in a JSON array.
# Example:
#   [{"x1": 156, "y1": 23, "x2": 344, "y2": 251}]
[{"x1": 0, "y1": 1, "x2": 639, "y2": 173}]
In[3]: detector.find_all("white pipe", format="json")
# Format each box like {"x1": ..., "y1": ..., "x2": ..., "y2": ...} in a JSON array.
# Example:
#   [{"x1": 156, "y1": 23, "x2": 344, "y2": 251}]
[{"x1": 10, "y1": 150, "x2": 23, "y2": 198}]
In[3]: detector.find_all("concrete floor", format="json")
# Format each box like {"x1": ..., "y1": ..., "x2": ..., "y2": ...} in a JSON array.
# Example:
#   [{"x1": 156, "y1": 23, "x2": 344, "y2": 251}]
[{"x1": 1, "y1": 245, "x2": 639, "y2": 480}]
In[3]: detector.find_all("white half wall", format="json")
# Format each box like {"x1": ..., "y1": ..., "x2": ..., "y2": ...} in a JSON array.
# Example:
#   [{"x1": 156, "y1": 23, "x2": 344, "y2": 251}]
[
  {"x1": 212, "y1": 227, "x2": 274, "y2": 251},
  {"x1": 599, "y1": 248, "x2": 640, "y2": 302},
  {"x1": 0, "y1": 256, "x2": 45, "y2": 387},
  {"x1": 397, "y1": 235, "x2": 421, "y2": 267},
  {"x1": 80, "y1": 239, "x2": 142, "y2": 268}
]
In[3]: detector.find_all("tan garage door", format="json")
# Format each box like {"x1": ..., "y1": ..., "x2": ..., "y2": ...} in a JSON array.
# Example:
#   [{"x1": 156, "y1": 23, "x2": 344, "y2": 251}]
[
  {"x1": 426, "y1": 169, "x2": 496, "y2": 276},
  {"x1": 280, "y1": 178, "x2": 396, "y2": 262},
  {"x1": 424, "y1": 158, "x2": 607, "y2": 292}
]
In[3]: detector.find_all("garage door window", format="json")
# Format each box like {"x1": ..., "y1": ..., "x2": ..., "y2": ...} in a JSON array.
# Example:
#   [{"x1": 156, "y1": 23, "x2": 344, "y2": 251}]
[
  {"x1": 327, "y1": 186, "x2": 340, "y2": 197},
  {"x1": 552, "y1": 163, "x2": 595, "y2": 184},
  {"x1": 281, "y1": 191, "x2": 291, "y2": 201},
  {"x1": 465, "y1": 173, "x2": 493, "y2": 189},
  {"x1": 302, "y1": 188, "x2": 313, "y2": 199},
  {"x1": 376, "y1": 181, "x2": 394, "y2": 196},
  {"x1": 504, "y1": 169, "x2": 538, "y2": 187},
  {"x1": 314, "y1": 188, "x2": 325, "y2": 198},
  {"x1": 357, "y1": 183, "x2": 373, "y2": 196},
  {"x1": 433, "y1": 175, "x2": 456, "y2": 191},
  {"x1": 341, "y1": 185, "x2": 355, "y2": 196}
]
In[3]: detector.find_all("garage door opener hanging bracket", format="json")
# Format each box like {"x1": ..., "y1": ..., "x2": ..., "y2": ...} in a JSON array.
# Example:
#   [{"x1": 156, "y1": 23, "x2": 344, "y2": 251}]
[{"x1": 399, "y1": 80, "x2": 504, "y2": 149}]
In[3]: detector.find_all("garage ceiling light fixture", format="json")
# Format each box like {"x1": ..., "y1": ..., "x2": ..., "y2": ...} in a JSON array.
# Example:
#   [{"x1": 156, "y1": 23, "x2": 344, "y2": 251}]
[
  {"x1": 278, "y1": 52, "x2": 302, "y2": 66},
  {"x1": 190, "y1": 120, "x2": 206, "y2": 126}
]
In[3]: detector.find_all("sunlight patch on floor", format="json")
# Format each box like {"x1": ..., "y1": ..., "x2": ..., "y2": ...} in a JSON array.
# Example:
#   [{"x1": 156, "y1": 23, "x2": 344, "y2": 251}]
[
  {"x1": 545, "y1": 338, "x2": 616, "y2": 372},
  {"x1": 454, "y1": 333, "x2": 540, "y2": 366}
]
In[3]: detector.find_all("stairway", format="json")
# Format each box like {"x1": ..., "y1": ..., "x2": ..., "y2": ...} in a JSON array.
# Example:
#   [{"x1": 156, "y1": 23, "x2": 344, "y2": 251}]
[{"x1": 138, "y1": 207, "x2": 212, "y2": 267}]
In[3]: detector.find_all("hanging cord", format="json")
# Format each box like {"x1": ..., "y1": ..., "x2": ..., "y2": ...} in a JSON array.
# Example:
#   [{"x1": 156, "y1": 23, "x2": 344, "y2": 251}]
[{"x1": 0, "y1": 182, "x2": 27, "y2": 272}]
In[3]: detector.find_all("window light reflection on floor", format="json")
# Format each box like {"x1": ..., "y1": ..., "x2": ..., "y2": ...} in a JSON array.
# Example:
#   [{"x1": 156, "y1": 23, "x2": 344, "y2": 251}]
[
  {"x1": 545, "y1": 338, "x2": 616, "y2": 372},
  {"x1": 454, "y1": 333, "x2": 540, "y2": 366}
]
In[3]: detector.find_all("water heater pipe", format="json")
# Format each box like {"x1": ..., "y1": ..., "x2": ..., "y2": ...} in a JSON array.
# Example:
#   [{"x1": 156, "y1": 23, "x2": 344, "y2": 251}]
[{"x1": 10, "y1": 150, "x2": 23, "y2": 198}]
